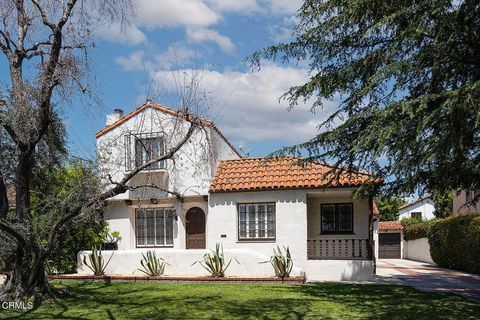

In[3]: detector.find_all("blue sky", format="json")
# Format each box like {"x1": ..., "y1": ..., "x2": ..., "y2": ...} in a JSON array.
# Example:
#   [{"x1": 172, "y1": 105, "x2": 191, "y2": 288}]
[{"x1": 1, "y1": 0, "x2": 339, "y2": 160}]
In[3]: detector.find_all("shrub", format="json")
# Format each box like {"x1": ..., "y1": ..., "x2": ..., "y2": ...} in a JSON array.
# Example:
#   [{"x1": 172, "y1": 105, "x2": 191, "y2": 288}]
[
  {"x1": 403, "y1": 222, "x2": 429, "y2": 241},
  {"x1": 428, "y1": 214, "x2": 480, "y2": 274},
  {"x1": 138, "y1": 251, "x2": 168, "y2": 276},
  {"x1": 400, "y1": 217, "x2": 423, "y2": 228}
]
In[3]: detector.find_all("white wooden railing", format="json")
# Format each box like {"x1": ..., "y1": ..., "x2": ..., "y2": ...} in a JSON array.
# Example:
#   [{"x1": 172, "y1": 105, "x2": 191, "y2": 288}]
[{"x1": 307, "y1": 238, "x2": 370, "y2": 260}]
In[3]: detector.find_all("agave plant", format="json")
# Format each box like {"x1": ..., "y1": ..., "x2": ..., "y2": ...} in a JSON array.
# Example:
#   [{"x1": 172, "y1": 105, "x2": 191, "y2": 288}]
[
  {"x1": 44, "y1": 260, "x2": 57, "y2": 275},
  {"x1": 266, "y1": 246, "x2": 293, "y2": 278},
  {"x1": 138, "y1": 251, "x2": 168, "y2": 276},
  {"x1": 194, "y1": 243, "x2": 235, "y2": 277},
  {"x1": 83, "y1": 245, "x2": 113, "y2": 276}
]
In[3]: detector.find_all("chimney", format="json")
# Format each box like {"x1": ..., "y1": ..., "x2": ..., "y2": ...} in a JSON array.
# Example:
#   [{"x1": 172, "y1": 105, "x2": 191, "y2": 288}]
[{"x1": 106, "y1": 108, "x2": 124, "y2": 126}]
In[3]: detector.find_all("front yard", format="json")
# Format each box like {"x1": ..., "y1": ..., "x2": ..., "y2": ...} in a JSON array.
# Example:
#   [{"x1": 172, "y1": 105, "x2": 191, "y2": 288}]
[{"x1": 1, "y1": 281, "x2": 479, "y2": 319}]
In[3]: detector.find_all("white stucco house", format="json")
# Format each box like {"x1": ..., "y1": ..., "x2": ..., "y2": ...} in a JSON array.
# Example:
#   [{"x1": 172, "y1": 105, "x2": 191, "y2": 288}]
[
  {"x1": 81, "y1": 101, "x2": 380, "y2": 281},
  {"x1": 397, "y1": 195, "x2": 435, "y2": 221}
]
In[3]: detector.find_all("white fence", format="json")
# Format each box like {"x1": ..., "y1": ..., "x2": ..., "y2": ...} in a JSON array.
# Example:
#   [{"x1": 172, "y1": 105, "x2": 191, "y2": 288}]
[{"x1": 403, "y1": 238, "x2": 434, "y2": 264}]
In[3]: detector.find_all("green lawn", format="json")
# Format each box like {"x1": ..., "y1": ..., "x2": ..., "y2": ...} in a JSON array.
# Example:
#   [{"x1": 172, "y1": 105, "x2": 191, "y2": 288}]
[{"x1": 1, "y1": 281, "x2": 479, "y2": 319}]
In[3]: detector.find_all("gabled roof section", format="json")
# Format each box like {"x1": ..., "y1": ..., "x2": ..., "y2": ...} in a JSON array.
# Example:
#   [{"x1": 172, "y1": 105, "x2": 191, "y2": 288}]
[
  {"x1": 399, "y1": 195, "x2": 432, "y2": 210},
  {"x1": 210, "y1": 157, "x2": 380, "y2": 193},
  {"x1": 95, "y1": 101, "x2": 241, "y2": 157}
]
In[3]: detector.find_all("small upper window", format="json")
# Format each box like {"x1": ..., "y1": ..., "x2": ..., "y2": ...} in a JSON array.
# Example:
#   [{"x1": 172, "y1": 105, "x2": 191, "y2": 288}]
[
  {"x1": 125, "y1": 134, "x2": 165, "y2": 171},
  {"x1": 410, "y1": 212, "x2": 422, "y2": 219}
]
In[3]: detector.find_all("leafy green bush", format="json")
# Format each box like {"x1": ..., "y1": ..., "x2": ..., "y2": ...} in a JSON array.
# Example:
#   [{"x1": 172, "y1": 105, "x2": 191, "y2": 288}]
[
  {"x1": 403, "y1": 223, "x2": 429, "y2": 241},
  {"x1": 428, "y1": 214, "x2": 480, "y2": 274},
  {"x1": 400, "y1": 217, "x2": 423, "y2": 228}
]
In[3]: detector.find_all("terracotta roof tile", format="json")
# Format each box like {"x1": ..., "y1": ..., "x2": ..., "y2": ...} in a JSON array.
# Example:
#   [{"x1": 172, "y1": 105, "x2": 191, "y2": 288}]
[
  {"x1": 210, "y1": 157, "x2": 380, "y2": 193},
  {"x1": 379, "y1": 221, "x2": 403, "y2": 231}
]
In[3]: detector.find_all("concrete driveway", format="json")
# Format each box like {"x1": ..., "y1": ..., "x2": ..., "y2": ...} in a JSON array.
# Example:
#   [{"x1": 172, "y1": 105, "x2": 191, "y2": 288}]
[{"x1": 376, "y1": 259, "x2": 480, "y2": 301}]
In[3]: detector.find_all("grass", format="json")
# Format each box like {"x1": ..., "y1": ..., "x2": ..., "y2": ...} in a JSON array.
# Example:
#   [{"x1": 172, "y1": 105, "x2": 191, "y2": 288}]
[{"x1": 1, "y1": 281, "x2": 479, "y2": 319}]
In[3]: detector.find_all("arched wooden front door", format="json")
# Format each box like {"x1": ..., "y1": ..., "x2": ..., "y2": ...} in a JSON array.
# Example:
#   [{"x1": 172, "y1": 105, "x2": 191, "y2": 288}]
[{"x1": 186, "y1": 207, "x2": 206, "y2": 249}]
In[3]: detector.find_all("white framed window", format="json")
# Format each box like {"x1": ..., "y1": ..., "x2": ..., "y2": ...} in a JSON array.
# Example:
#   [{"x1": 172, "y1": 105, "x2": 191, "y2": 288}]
[
  {"x1": 135, "y1": 208, "x2": 174, "y2": 247},
  {"x1": 125, "y1": 133, "x2": 166, "y2": 171},
  {"x1": 238, "y1": 203, "x2": 275, "y2": 240}
]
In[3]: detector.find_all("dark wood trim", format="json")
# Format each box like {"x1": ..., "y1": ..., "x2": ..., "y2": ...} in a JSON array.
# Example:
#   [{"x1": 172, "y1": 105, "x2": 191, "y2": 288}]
[
  {"x1": 237, "y1": 202, "x2": 276, "y2": 241},
  {"x1": 320, "y1": 202, "x2": 354, "y2": 234}
]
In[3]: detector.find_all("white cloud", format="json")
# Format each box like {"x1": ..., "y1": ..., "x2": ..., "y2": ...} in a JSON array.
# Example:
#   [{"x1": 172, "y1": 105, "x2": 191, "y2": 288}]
[
  {"x1": 263, "y1": 0, "x2": 303, "y2": 14},
  {"x1": 134, "y1": 0, "x2": 220, "y2": 28},
  {"x1": 154, "y1": 44, "x2": 198, "y2": 70},
  {"x1": 95, "y1": 23, "x2": 148, "y2": 45},
  {"x1": 115, "y1": 51, "x2": 150, "y2": 71},
  {"x1": 206, "y1": 0, "x2": 261, "y2": 13},
  {"x1": 186, "y1": 27, "x2": 235, "y2": 53},
  {"x1": 150, "y1": 63, "x2": 336, "y2": 144}
]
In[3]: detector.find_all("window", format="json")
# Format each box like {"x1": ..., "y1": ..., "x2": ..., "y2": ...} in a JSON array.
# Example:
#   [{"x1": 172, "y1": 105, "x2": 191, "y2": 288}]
[
  {"x1": 135, "y1": 136, "x2": 165, "y2": 169},
  {"x1": 136, "y1": 208, "x2": 174, "y2": 247},
  {"x1": 321, "y1": 203, "x2": 353, "y2": 233},
  {"x1": 238, "y1": 203, "x2": 275, "y2": 240},
  {"x1": 410, "y1": 212, "x2": 422, "y2": 219},
  {"x1": 125, "y1": 134, "x2": 165, "y2": 171}
]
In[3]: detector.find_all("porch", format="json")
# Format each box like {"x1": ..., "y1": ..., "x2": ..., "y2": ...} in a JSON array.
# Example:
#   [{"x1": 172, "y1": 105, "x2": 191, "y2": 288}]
[{"x1": 306, "y1": 190, "x2": 374, "y2": 261}]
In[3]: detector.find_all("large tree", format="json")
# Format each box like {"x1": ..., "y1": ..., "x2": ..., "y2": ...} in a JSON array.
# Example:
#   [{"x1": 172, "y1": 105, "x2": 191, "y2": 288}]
[
  {"x1": 252, "y1": 0, "x2": 480, "y2": 199},
  {"x1": 0, "y1": 1, "x2": 209, "y2": 302}
]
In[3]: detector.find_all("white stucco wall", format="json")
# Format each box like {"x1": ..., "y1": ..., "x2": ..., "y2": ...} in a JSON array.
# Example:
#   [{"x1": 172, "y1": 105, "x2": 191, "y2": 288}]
[
  {"x1": 306, "y1": 260, "x2": 374, "y2": 281},
  {"x1": 398, "y1": 198, "x2": 435, "y2": 220},
  {"x1": 373, "y1": 220, "x2": 379, "y2": 263},
  {"x1": 403, "y1": 238, "x2": 434, "y2": 264},
  {"x1": 208, "y1": 189, "x2": 308, "y2": 271},
  {"x1": 97, "y1": 105, "x2": 239, "y2": 200},
  {"x1": 77, "y1": 248, "x2": 304, "y2": 278}
]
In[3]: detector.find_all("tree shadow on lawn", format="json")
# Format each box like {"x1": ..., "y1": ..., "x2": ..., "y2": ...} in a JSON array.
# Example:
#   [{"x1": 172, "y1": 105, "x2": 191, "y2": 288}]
[
  {"x1": 3, "y1": 282, "x2": 480, "y2": 320},
  {"x1": 286, "y1": 283, "x2": 480, "y2": 319}
]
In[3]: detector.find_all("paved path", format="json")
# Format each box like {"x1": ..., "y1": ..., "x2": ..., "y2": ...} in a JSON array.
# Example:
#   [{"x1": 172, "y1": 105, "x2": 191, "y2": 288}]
[{"x1": 376, "y1": 259, "x2": 480, "y2": 301}]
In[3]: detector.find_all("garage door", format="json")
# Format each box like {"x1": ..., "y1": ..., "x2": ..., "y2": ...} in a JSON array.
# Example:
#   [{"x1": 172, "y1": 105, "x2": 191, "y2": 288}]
[{"x1": 379, "y1": 233, "x2": 401, "y2": 259}]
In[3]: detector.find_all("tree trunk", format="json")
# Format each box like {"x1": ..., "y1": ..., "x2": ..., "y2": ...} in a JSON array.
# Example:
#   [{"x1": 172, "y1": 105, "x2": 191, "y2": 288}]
[
  {"x1": 15, "y1": 153, "x2": 32, "y2": 220},
  {"x1": 0, "y1": 174, "x2": 8, "y2": 219}
]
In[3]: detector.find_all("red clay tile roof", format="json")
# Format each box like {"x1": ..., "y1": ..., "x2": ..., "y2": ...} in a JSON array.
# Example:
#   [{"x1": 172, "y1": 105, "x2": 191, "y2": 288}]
[
  {"x1": 209, "y1": 157, "x2": 380, "y2": 193},
  {"x1": 95, "y1": 101, "x2": 241, "y2": 157},
  {"x1": 379, "y1": 221, "x2": 403, "y2": 231}
]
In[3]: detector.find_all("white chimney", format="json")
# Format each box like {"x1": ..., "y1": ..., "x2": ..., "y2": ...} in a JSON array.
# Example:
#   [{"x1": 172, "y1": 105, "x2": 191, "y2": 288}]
[{"x1": 106, "y1": 108, "x2": 124, "y2": 126}]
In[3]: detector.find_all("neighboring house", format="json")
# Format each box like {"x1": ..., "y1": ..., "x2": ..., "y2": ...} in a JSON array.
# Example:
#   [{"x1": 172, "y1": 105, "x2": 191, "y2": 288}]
[
  {"x1": 397, "y1": 195, "x2": 435, "y2": 220},
  {"x1": 453, "y1": 189, "x2": 480, "y2": 214},
  {"x1": 90, "y1": 101, "x2": 379, "y2": 281}
]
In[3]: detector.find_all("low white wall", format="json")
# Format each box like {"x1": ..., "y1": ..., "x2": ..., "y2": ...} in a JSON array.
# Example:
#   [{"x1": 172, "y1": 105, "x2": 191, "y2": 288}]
[
  {"x1": 305, "y1": 260, "x2": 374, "y2": 282},
  {"x1": 403, "y1": 238, "x2": 434, "y2": 264},
  {"x1": 77, "y1": 249, "x2": 304, "y2": 278}
]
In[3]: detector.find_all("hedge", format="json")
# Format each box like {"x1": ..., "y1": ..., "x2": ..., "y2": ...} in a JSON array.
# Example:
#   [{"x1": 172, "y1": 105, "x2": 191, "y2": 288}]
[
  {"x1": 428, "y1": 214, "x2": 480, "y2": 274},
  {"x1": 403, "y1": 222, "x2": 429, "y2": 241}
]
